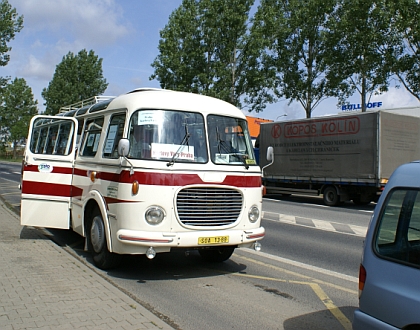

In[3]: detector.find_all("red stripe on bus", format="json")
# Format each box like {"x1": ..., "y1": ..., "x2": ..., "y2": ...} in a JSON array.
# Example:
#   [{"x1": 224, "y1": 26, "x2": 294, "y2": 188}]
[
  {"x1": 104, "y1": 171, "x2": 262, "y2": 187},
  {"x1": 22, "y1": 181, "x2": 72, "y2": 197},
  {"x1": 71, "y1": 186, "x2": 84, "y2": 200},
  {"x1": 103, "y1": 196, "x2": 137, "y2": 204},
  {"x1": 24, "y1": 164, "x2": 73, "y2": 175},
  {"x1": 25, "y1": 165, "x2": 261, "y2": 188},
  {"x1": 73, "y1": 168, "x2": 87, "y2": 176}
]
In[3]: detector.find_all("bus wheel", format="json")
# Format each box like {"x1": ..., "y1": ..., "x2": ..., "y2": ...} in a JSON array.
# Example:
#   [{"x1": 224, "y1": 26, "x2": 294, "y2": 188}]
[
  {"x1": 199, "y1": 247, "x2": 235, "y2": 262},
  {"x1": 89, "y1": 210, "x2": 121, "y2": 269}
]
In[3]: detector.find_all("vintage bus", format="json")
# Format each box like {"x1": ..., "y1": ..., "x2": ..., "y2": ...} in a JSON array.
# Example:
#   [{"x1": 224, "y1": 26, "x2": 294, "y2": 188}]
[{"x1": 21, "y1": 88, "x2": 265, "y2": 269}]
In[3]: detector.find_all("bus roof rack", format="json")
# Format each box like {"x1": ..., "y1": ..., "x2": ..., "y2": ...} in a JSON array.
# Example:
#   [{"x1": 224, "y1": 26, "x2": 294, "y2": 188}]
[
  {"x1": 59, "y1": 96, "x2": 115, "y2": 114},
  {"x1": 126, "y1": 88, "x2": 166, "y2": 94}
]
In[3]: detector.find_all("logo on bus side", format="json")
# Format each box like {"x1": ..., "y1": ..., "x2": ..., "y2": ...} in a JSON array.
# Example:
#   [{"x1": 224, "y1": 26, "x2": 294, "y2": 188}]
[{"x1": 38, "y1": 163, "x2": 53, "y2": 173}]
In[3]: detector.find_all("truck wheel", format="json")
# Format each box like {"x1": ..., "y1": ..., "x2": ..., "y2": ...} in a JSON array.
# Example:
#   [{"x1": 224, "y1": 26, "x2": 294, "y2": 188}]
[
  {"x1": 323, "y1": 186, "x2": 340, "y2": 206},
  {"x1": 199, "y1": 247, "x2": 235, "y2": 262},
  {"x1": 88, "y1": 209, "x2": 121, "y2": 269}
]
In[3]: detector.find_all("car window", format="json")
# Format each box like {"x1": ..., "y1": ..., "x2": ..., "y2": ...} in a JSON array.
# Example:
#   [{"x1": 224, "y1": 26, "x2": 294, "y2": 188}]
[{"x1": 375, "y1": 188, "x2": 420, "y2": 267}]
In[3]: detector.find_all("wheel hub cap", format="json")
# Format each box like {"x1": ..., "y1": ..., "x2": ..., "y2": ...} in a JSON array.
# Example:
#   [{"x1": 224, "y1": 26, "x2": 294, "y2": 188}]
[{"x1": 91, "y1": 216, "x2": 105, "y2": 253}]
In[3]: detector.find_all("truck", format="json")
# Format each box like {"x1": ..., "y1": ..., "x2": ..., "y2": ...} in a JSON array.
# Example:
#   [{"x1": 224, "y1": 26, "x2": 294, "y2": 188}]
[{"x1": 258, "y1": 110, "x2": 420, "y2": 206}]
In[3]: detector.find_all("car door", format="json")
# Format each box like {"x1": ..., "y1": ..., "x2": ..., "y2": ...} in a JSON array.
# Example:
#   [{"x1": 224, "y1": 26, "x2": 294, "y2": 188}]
[{"x1": 21, "y1": 115, "x2": 78, "y2": 229}]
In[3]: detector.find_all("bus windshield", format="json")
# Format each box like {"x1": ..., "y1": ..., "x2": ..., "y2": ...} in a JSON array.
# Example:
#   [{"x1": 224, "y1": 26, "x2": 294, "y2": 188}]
[
  {"x1": 128, "y1": 110, "x2": 256, "y2": 166},
  {"x1": 128, "y1": 110, "x2": 207, "y2": 163},
  {"x1": 207, "y1": 114, "x2": 256, "y2": 166}
]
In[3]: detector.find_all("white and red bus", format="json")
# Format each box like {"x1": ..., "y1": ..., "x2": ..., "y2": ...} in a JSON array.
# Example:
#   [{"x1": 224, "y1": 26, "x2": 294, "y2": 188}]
[{"x1": 21, "y1": 88, "x2": 265, "y2": 269}]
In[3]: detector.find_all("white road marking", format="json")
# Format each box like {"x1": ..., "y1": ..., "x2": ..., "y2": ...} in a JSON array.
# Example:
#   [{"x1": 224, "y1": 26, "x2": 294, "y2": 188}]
[
  {"x1": 263, "y1": 212, "x2": 368, "y2": 237},
  {"x1": 243, "y1": 248, "x2": 358, "y2": 283}
]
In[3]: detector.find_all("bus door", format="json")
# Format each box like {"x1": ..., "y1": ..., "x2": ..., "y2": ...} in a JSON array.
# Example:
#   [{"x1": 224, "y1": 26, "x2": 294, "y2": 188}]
[{"x1": 21, "y1": 115, "x2": 78, "y2": 229}]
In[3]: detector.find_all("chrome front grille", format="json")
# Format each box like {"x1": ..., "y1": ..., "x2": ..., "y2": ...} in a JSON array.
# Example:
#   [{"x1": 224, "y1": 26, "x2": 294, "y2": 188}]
[{"x1": 176, "y1": 187, "x2": 243, "y2": 226}]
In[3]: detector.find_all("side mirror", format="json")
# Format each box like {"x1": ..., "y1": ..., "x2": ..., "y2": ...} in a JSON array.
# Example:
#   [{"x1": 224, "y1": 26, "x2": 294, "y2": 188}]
[
  {"x1": 118, "y1": 138, "x2": 130, "y2": 157},
  {"x1": 266, "y1": 146, "x2": 274, "y2": 162},
  {"x1": 262, "y1": 146, "x2": 274, "y2": 178}
]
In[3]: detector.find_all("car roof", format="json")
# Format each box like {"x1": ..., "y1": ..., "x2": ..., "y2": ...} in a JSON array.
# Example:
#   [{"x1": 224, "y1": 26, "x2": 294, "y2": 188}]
[{"x1": 384, "y1": 160, "x2": 420, "y2": 191}]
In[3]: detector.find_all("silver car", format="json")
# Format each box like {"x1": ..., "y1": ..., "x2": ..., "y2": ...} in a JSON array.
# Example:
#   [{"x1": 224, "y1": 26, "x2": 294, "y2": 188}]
[{"x1": 353, "y1": 161, "x2": 420, "y2": 329}]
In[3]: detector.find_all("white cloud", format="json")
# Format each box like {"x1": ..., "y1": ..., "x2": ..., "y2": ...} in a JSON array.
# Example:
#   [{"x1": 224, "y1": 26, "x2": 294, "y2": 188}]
[
  {"x1": 17, "y1": 54, "x2": 54, "y2": 81},
  {"x1": 247, "y1": 85, "x2": 420, "y2": 121},
  {"x1": 104, "y1": 82, "x2": 126, "y2": 98},
  {"x1": 130, "y1": 76, "x2": 143, "y2": 87},
  {"x1": 370, "y1": 86, "x2": 419, "y2": 109},
  {"x1": 15, "y1": 0, "x2": 131, "y2": 47},
  {"x1": 5, "y1": 1, "x2": 184, "y2": 113}
]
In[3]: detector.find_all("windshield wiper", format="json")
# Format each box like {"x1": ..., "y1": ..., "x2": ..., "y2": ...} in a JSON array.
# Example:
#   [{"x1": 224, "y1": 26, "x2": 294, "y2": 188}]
[
  {"x1": 167, "y1": 124, "x2": 190, "y2": 167},
  {"x1": 215, "y1": 133, "x2": 249, "y2": 170},
  {"x1": 230, "y1": 152, "x2": 249, "y2": 169}
]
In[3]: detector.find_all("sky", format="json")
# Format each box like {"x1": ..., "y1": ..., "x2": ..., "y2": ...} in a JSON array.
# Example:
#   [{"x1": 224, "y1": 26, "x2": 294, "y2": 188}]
[{"x1": 2, "y1": 0, "x2": 419, "y2": 121}]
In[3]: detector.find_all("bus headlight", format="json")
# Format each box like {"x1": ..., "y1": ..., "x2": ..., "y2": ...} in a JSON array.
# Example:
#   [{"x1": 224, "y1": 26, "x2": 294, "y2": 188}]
[
  {"x1": 248, "y1": 205, "x2": 260, "y2": 223},
  {"x1": 145, "y1": 206, "x2": 165, "y2": 225}
]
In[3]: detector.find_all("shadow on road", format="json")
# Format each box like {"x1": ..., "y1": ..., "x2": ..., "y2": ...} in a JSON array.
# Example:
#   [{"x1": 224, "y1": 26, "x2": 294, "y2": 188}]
[
  {"x1": 283, "y1": 306, "x2": 356, "y2": 330},
  {"x1": 107, "y1": 250, "x2": 247, "y2": 281},
  {"x1": 39, "y1": 227, "x2": 248, "y2": 281},
  {"x1": 19, "y1": 226, "x2": 50, "y2": 240}
]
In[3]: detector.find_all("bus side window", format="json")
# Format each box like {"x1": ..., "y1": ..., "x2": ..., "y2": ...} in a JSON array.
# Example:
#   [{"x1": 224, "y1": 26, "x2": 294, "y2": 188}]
[
  {"x1": 37, "y1": 127, "x2": 48, "y2": 153},
  {"x1": 28, "y1": 118, "x2": 75, "y2": 156},
  {"x1": 103, "y1": 113, "x2": 126, "y2": 159},
  {"x1": 80, "y1": 117, "x2": 104, "y2": 157},
  {"x1": 54, "y1": 122, "x2": 73, "y2": 155},
  {"x1": 29, "y1": 126, "x2": 41, "y2": 153},
  {"x1": 45, "y1": 125, "x2": 59, "y2": 154}
]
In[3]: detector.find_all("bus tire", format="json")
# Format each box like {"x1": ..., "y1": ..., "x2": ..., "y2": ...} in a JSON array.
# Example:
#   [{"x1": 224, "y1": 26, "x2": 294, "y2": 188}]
[
  {"x1": 323, "y1": 186, "x2": 340, "y2": 206},
  {"x1": 199, "y1": 247, "x2": 235, "y2": 262},
  {"x1": 89, "y1": 209, "x2": 121, "y2": 270}
]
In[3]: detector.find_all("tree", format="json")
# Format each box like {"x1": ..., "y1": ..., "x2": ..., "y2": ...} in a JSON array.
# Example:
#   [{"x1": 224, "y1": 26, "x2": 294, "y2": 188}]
[
  {"x1": 42, "y1": 49, "x2": 108, "y2": 115},
  {"x1": 151, "y1": 0, "x2": 202, "y2": 93},
  {"x1": 386, "y1": 0, "x2": 420, "y2": 101},
  {"x1": 0, "y1": 77, "x2": 38, "y2": 158},
  {"x1": 0, "y1": 0, "x2": 23, "y2": 87},
  {"x1": 246, "y1": 0, "x2": 342, "y2": 118},
  {"x1": 324, "y1": 0, "x2": 395, "y2": 112},
  {"x1": 150, "y1": 0, "x2": 254, "y2": 108}
]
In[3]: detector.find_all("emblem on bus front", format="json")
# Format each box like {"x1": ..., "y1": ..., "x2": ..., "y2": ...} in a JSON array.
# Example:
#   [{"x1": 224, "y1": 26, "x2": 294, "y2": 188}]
[{"x1": 38, "y1": 163, "x2": 53, "y2": 173}]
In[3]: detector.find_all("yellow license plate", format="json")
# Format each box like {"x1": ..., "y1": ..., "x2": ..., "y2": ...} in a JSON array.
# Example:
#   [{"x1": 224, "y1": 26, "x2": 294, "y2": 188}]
[{"x1": 198, "y1": 236, "x2": 229, "y2": 245}]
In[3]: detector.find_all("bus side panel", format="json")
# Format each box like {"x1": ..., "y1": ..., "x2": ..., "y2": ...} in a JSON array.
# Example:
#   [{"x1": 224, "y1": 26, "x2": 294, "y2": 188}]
[
  {"x1": 20, "y1": 115, "x2": 78, "y2": 229},
  {"x1": 21, "y1": 199, "x2": 70, "y2": 229}
]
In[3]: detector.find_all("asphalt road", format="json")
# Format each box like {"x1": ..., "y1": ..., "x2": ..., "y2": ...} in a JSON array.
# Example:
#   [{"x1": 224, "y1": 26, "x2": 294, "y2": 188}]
[{"x1": 0, "y1": 160, "x2": 370, "y2": 329}]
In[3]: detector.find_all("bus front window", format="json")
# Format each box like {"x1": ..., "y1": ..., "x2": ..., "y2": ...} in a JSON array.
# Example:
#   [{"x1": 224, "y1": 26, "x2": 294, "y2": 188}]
[
  {"x1": 128, "y1": 110, "x2": 207, "y2": 163},
  {"x1": 207, "y1": 115, "x2": 256, "y2": 167}
]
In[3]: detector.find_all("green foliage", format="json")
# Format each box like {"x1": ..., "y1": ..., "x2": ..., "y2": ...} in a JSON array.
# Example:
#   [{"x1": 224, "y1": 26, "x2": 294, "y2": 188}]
[
  {"x1": 0, "y1": 0, "x2": 23, "y2": 87},
  {"x1": 324, "y1": 0, "x2": 397, "y2": 111},
  {"x1": 386, "y1": 0, "x2": 420, "y2": 101},
  {"x1": 153, "y1": 0, "x2": 420, "y2": 117},
  {"x1": 150, "y1": 0, "x2": 254, "y2": 109},
  {"x1": 0, "y1": 77, "x2": 38, "y2": 158},
  {"x1": 0, "y1": 0, "x2": 23, "y2": 67},
  {"x1": 246, "y1": 0, "x2": 342, "y2": 118},
  {"x1": 42, "y1": 49, "x2": 108, "y2": 115}
]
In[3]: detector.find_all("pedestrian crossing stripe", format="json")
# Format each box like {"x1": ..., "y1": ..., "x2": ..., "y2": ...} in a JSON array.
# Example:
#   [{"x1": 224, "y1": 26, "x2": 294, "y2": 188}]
[{"x1": 262, "y1": 211, "x2": 367, "y2": 237}]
